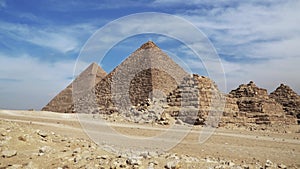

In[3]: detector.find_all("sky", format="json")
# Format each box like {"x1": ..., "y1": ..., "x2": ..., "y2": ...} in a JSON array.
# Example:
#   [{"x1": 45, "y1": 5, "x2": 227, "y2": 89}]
[{"x1": 0, "y1": 0, "x2": 299, "y2": 110}]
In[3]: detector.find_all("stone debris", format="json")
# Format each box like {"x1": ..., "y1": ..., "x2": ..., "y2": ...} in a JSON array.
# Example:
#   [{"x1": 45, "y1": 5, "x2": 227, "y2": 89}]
[
  {"x1": 0, "y1": 119, "x2": 296, "y2": 168},
  {"x1": 278, "y1": 164, "x2": 287, "y2": 169},
  {"x1": 37, "y1": 130, "x2": 48, "y2": 138},
  {"x1": 1, "y1": 150, "x2": 17, "y2": 158},
  {"x1": 165, "y1": 160, "x2": 180, "y2": 169},
  {"x1": 38, "y1": 146, "x2": 52, "y2": 156}
]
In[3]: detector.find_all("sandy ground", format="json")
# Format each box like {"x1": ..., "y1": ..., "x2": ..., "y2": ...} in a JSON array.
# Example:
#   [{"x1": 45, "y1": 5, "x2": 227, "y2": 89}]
[{"x1": 0, "y1": 109, "x2": 299, "y2": 168}]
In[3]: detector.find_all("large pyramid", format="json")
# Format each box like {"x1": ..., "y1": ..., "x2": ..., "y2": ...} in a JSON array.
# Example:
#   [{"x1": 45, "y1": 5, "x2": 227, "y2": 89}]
[
  {"x1": 88, "y1": 41, "x2": 190, "y2": 114},
  {"x1": 42, "y1": 63, "x2": 107, "y2": 113}
]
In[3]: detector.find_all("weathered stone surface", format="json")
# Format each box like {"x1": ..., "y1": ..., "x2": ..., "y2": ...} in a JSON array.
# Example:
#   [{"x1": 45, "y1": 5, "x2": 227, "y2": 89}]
[
  {"x1": 42, "y1": 41, "x2": 298, "y2": 127},
  {"x1": 90, "y1": 41, "x2": 189, "y2": 115},
  {"x1": 270, "y1": 84, "x2": 300, "y2": 124},
  {"x1": 42, "y1": 63, "x2": 107, "y2": 113},
  {"x1": 224, "y1": 81, "x2": 297, "y2": 125}
]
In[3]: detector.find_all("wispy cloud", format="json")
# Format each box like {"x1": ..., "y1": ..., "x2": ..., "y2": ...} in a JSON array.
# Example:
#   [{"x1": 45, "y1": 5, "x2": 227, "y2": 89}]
[
  {"x1": 0, "y1": 0, "x2": 6, "y2": 8},
  {"x1": 0, "y1": 21, "x2": 97, "y2": 54},
  {"x1": 170, "y1": 0, "x2": 300, "y2": 93}
]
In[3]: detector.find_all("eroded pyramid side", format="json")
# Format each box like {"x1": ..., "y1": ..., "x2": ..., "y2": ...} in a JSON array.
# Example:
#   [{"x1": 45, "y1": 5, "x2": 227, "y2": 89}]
[
  {"x1": 42, "y1": 63, "x2": 107, "y2": 113},
  {"x1": 270, "y1": 84, "x2": 300, "y2": 124}
]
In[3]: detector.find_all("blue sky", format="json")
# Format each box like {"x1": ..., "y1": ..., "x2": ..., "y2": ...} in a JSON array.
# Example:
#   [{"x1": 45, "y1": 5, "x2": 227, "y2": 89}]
[{"x1": 0, "y1": 0, "x2": 300, "y2": 109}]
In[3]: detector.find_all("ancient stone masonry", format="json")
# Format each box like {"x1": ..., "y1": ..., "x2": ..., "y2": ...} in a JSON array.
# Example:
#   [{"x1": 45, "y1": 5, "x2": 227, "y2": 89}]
[
  {"x1": 90, "y1": 41, "x2": 189, "y2": 114},
  {"x1": 224, "y1": 81, "x2": 297, "y2": 125},
  {"x1": 166, "y1": 74, "x2": 225, "y2": 126},
  {"x1": 270, "y1": 84, "x2": 300, "y2": 124},
  {"x1": 42, "y1": 63, "x2": 107, "y2": 113},
  {"x1": 43, "y1": 41, "x2": 298, "y2": 126}
]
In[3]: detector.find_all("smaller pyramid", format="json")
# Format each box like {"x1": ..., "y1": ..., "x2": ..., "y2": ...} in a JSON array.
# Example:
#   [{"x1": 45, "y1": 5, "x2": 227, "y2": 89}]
[
  {"x1": 270, "y1": 84, "x2": 300, "y2": 123},
  {"x1": 227, "y1": 81, "x2": 296, "y2": 125},
  {"x1": 229, "y1": 81, "x2": 268, "y2": 99},
  {"x1": 42, "y1": 63, "x2": 107, "y2": 113}
]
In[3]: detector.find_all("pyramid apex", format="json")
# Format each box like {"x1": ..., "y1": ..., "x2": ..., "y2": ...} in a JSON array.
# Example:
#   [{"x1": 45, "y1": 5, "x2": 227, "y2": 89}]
[{"x1": 139, "y1": 41, "x2": 158, "y2": 50}]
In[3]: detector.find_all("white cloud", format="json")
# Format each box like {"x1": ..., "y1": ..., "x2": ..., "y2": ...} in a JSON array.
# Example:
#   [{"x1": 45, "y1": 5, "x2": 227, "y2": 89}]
[
  {"x1": 0, "y1": 54, "x2": 81, "y2": 109},
  {"x1": 28, "y1": 31, "x2": 79, "y2": 53},
  {"x1": 0, "y1": 21, "x2": 97, "y2": 53},
  {"x1": 171, "y1": 0, "x2": 300, "y2": 93}
]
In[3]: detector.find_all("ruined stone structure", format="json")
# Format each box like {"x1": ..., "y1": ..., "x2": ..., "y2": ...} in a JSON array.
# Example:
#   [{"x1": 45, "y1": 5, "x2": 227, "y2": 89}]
[
  {"x1": 42, "y1": 63, "x2": 106, "y2": 113},
  {"x1": 43, "y1": 41, "x2": 298, "y2": 126},
  {"x1": 222, "y1": 81, "x2": 296, "y2": 125},
  {"x1": 166, "y1": 74, "x2": 224, "y2": 126},
  {"x1": 270, "y1": 84, "x2": 300, "y2": 124}
]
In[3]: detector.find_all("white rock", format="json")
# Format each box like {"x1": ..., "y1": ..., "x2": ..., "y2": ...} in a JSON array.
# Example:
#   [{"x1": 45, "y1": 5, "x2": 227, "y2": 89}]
[
  {"x1": 37, "y1": 130, "x2": 48, "y2": 138},
  {"x1": 2, "y1": 150, "x2": 17, "y2": 158},
  {"x1": 39, "y1": 146, "x2": 51, "y2": 153},
  {"x1": 126, "y1": 157, "x2": 142, "y2": 166},
  {"x1": 278, "y1": 164, "x2": 287, "y2": 169},
  {"x1": 6, "y1": 164, "x2": 22, "y2": 169},
  {"x1": 165, "y1": 161, "x2": 179, "y2": 169},
  {"x1": 265, "y1": 160, "x2": 273, "y2": 167}
]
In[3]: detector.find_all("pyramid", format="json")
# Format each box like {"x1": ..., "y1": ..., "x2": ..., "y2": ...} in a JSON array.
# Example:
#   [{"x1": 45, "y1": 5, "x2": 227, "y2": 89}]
[
  {"x1": 270, "y1": 84, "x2": 300, "y2": 123},
  {"x1": 88, "y1": 41, "x2": 190, "y2": 114},
  {"x1": 224, "y1": 81, "x2": 297, "y2": 125},
  {"x1": 42, "y1": 63, "x2": 107, "y2": 113},
  {"x1": 42, "y1": 41, "x2": 298, "y2": 126}
]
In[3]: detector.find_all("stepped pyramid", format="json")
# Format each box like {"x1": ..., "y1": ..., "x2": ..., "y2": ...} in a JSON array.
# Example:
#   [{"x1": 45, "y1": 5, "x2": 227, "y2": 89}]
[
  {"x1": 91, "y1": 41, "x2": 189, "y2": 113},
  {"x1": 270, "y1": 84, "x2": 300, "y2": 123},
  {"x1": 42, "y1": 63, "x2": 107, "y2": 113},
  {"x1": 224, "y1": 81, "x2": 296, "y2": 125}
]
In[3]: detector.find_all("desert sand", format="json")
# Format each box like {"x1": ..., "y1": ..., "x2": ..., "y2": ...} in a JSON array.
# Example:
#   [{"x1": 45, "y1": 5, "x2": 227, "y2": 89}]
[{"x1": 0, "y1": 109, "x2": 299, "y2": 168}]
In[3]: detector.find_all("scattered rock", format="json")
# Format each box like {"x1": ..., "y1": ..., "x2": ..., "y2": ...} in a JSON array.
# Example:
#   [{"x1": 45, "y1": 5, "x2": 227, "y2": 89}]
[
  {"x1": 37, "y1": 130, "x2": 48, "y2": 138},
  {"x1": 1, "y1": 131, "x2": 7, "y2": 136},
  {"x1": 38, "y1": 146, "x2": 52, "y2": 156},
  {"x1": 265, "y1": 159, "x2": 273, "y2": 168},
  {"x1": 126, "y1": 157, "x2": 142, "y2": 166},
  {"x1": 165, "y1": 160, "x2": 180, "y2": 169},
  {"x1": 18, "y1": 135, "x2": 27, "y2": 142},
  {"x1": 2, "y1": 150, "x2": 17, "y2": 158},
  {"x1": 6, "y1": 164, "x2": 22, "y2": 169},
  {"x1": 278, "y1": 164, "x2": 287, "y2": 169}
]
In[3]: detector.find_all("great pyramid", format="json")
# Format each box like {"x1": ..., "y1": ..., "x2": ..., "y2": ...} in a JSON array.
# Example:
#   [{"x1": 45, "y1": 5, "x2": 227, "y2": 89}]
[
  {"x1": 42, "y1": 63, "x2": 107, "y2": 113},
  {"x1": 80, "y1": 41, "x2": 190, "y2": 114}
]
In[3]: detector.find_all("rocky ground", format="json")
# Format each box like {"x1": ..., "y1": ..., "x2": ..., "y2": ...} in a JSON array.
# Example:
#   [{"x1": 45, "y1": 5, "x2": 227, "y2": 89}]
[{"x1": 0, "y1": 110, "x2": 300, "y2": 169}]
